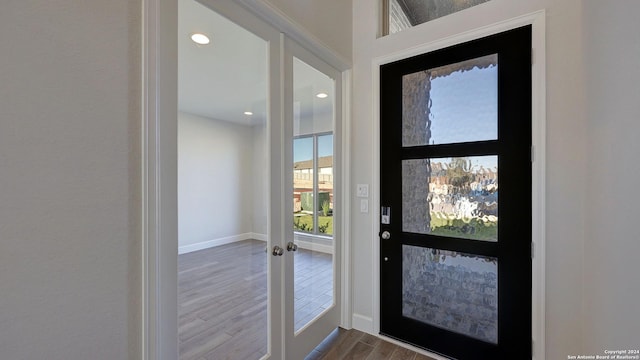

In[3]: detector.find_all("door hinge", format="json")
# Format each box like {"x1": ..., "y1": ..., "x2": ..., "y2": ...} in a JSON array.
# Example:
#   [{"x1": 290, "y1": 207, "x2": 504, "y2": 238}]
[
  {"x1": 532, "y1": 339, "x2": 535, "y2": 356},
  {"x1": 531, "y1": 145, "x2": 535, "y2": 162},
  {"x1": 531, "y1": 242, "x2": 535, "y2": 258},
  {"x1": 532, "y1": 48, "x2": 534, "y2": 66}
]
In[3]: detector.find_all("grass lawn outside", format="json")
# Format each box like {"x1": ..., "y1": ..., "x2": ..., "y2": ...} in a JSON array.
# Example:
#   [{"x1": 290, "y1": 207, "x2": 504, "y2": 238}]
[
  {"x1": 293, "y1": 213, "x2": 333, "y2": 235},
  {"x1": 430, "y1": 212, "x2": 497, "y2": 241}
]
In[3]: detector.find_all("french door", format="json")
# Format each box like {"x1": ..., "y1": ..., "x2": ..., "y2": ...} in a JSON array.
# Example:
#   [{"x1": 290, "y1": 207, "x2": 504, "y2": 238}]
[
  {"x1": 379, "y1": 26, "x2": 532, "y2": 359},
  {"x1": 169, "y1": 1, "x2": 342, "y2": 359},
  {"x1": 282, "y1": 38, "x2": 343, "y2": 360}
]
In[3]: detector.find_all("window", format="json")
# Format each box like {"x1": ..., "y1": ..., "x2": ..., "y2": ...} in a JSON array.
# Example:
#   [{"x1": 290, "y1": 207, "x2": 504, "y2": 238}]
[
  {"x1": 293, "y1": 133, "x2": 334, "y2": 236},
  {"x1": 382, "y1": 0, "x2": 491, "y2": 36}
]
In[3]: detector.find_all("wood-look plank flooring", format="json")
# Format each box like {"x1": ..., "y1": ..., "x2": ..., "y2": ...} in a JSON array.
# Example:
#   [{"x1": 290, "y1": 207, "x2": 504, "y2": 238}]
[
  {"x1": 179, "y1": 239, "x2": 434, "y2": 360},
  {"x1": 178, "y1": 239, "x2": 334, "y2": 359},
  {"x1": 178, "y1": 240, "x2": 268, "y2": 360},
  {"x1": 294, "y1": 249, "x2": 333, "y2": 331},
  {"x1": 307, "y1": 328, "x2": 437, "y2": 360}
]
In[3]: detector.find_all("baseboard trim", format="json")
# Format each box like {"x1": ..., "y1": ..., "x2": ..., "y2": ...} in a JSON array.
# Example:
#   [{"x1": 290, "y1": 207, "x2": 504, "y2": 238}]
[
  {"x1": 352, "y1": 313, "x2": 374, "y2": 333},
  {"x1": 250, "y1": 232, "x2": 268, "y2": 242},
  {"x1": 178, "y1": 233, "x2": 267, "y2": 254},
  {"x1": 294, "y1": 233, "x2": 334, "y2": 254},
  {"x1": 296, "y1": 239, "x2": 333, "y2": 254}
]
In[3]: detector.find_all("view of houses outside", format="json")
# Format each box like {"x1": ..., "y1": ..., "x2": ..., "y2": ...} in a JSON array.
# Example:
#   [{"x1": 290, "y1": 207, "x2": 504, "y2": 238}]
[{"x1": 293, "y1": 134, "x2": 333, "y2": 236}]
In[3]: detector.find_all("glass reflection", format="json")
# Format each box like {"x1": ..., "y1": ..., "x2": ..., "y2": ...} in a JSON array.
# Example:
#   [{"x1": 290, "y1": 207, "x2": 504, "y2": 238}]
[
  {"x1": 292, "y1": 56, "x2": 335, "y2": 333},
  {"x1": 293, "y1": 137, "x2": 314, "y2": 233}
]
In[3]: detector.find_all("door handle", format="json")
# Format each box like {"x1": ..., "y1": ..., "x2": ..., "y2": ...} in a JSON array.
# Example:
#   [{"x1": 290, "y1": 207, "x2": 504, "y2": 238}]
[
  {"x1": 272, "y1": 245, "x2": 284, "y2": 256},
  {"x1": 380, "y1": 231, "x2": 391, "y2": 240},
  {"x1": 287, "y1": 241, "x2": 298, "y2": 252}
]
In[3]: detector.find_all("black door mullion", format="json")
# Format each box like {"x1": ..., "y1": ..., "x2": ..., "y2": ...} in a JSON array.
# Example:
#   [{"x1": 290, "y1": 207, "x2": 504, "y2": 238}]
[
  {"x1": 401, "y1": 140, "x2": 499, "y2": 160},
  {"x1": 402, "y1": 233, "x2": 499, "y2": 258}
]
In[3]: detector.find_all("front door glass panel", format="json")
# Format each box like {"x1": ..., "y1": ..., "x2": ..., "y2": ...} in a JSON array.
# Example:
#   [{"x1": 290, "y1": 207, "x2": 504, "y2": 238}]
[
  {"x1": 402, "y1": 54, "x2": 498, "y2": 147},
  {"x1": 402, "y1": 245, "x2": 498, "y2": 343},
  {"x1": 402, "y1": 156, "x2": 498, "y2": 241}
]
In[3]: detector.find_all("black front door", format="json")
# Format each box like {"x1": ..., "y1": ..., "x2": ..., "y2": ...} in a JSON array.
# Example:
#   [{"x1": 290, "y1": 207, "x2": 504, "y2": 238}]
[{"x1": 380, "y1": 26, "x2": 532, "y2": 359}]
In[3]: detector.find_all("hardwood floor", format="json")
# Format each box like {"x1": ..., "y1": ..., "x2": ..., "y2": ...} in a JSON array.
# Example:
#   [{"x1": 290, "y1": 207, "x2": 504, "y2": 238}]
[
  {"x1": 178, "y1": 239, "x2": 334, "y2": 359},
  {"x1": 179, "y1": 239, "x2": 431, "y2": 360},
  {"x1": 306, "y1": 328, "x2": 437, "y2": 360},
  {"x1": 294, "y1": 248, "x2": 333, "y2": 331},
  {"x1": 178, "y1": 240, "x2": 267, "y2": 360}
]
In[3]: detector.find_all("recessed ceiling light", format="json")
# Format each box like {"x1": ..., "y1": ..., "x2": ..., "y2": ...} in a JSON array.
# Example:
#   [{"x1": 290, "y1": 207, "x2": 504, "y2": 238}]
[
  {"x1": 316, "y1": 92, "x2": 328, "y2": 99},
  {"x1": 244, "y1": 111, "x2": 253, "y2": 116},
  {"x1": 190, "y1": 33, "x2": 210, "y2": 45}
]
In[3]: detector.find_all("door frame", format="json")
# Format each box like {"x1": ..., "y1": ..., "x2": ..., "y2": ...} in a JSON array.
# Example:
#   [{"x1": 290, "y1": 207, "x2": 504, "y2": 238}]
[
  {"x1": 141, "y1": 0, "x2": 352, "y2": 359},
  {"x1": 372, "y1": 11, "x2": 546, "y2": 359}
]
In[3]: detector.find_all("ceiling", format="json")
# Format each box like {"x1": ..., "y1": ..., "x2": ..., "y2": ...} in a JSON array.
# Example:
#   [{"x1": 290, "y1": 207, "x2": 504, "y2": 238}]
[
  {"x1": 178, "y1": 0, "x2": 267, "y2": 126},
  {"x1": 178, "y1": 0, "x2": 334, "y2": 128}
]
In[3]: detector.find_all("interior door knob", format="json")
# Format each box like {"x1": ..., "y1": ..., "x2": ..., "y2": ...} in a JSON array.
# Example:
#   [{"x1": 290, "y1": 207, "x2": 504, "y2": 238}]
[
  {"x1": 381, "y1": 231, "x2": 391, "y2": 240},
  {"x1": 287, "y1": 241, "x2": 298, "y2": 252},
  {"x1": 272, "y1": 245, "x2": 284, "y2": 256}
]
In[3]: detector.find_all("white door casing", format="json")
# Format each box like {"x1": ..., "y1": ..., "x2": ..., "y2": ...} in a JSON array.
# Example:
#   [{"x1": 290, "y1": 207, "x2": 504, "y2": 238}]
[{"x1": 141, "y1": 0, "x2": 352, "y2": 359}]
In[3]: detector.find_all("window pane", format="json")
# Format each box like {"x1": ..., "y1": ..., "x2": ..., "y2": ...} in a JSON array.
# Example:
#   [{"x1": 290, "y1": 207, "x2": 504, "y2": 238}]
[
  {"x1": 318, "y1": 134, "x2": 333, "y2": 236},
  {"x1": 294, "y1": 137, "x2": 314, "y2": 233},
  {"x1": 402, "y1": 54, "x2": 497, "y2": 146},
  {"x1": 386, "y1": 0, "x2": 491, "y2": 35},
  {"x1": 402, "y1": 156, "x2": 498, "y2": 241},
  {"x1": 403, "y1": 245, "x2": 498, "y2": 344}
]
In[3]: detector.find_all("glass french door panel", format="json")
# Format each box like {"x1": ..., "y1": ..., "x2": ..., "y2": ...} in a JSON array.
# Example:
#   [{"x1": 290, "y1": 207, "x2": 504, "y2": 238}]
[
  {"x1": 402, "y1": 156, "x2": 498, "y2": 241},
  {"x1": 177, "y1": 1, "x2": 269, "y2": 359},
  {"x1": 292, "y1": 56, "x2": 335, "y2": 332},
  {"x1": 402, "y1": 245, "x2": 498, "y2": 344},
  {"x1": 402, "y1": 54, "x2": 498, "y2": 147}
]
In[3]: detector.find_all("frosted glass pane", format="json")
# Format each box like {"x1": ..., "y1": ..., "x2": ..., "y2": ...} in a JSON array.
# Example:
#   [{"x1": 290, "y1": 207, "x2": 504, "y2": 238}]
[
  {"x1": 403, "y1": 245, "x2": 498, "y2": 343},
  {"x1": 387, "y1": 0, "x2": 491, "y2": 35},
  {"x1": 402, "y1": 54, "x2": 497, "y2": 146},
  {"x1": 402, "y1": 156, "x2": 498, "y2": 241}
]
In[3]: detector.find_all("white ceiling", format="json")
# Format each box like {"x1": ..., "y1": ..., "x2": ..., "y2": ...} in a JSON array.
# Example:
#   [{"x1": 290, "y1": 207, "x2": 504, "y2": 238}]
[
  {"x1": 178, "y1": 0, "x2": 267, "y2": 126},
  {"x1": 178, "y1": 0, "x2": 334, "y2": 128}
]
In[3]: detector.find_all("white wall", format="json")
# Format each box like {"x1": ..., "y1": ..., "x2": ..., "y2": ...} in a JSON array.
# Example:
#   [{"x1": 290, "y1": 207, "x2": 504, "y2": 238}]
[
  {"x1": 251, "y1": 123, "x2": 269, "y2": 236},
  {"x1": 0, "y1": 1, "x2": 140, "y2": 359},
  {"x1": 178, "y1": 112, "x2": 261, "y2": 250},
  {"x1": 351, "y1": 0, "x2": 595, "y2": 359},
  {"x1": 4, "y1": 1, "x2": 636, "y2": 359},
  {"x1": 583, "y1": 0, "x2": 640, "y2": 353},
  {"x1": 263, "y1": 0, "x2": 352, "y2": 62}
]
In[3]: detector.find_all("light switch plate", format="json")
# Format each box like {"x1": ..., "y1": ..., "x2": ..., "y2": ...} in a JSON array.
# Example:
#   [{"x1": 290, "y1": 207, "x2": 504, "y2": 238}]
[
  {"x1": 356, "y1": 184, "x2": 369, "y2": 198},
  {"x1": 360, "y1": 199, "x2": 369, "y2": 213}
]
